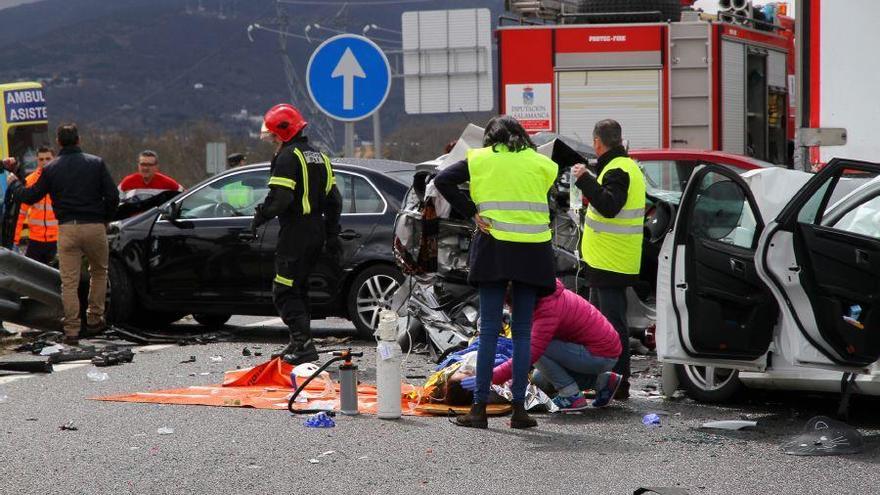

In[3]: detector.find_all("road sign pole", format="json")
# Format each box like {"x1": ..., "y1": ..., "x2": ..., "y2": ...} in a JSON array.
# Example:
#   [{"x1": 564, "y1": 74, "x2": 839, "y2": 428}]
[
  {"x1": 344, "y1": 122, "x2": 355, "y2": 157},
  {"x1": 372, "y1": 110, "x2": 382, "y2": 158}
]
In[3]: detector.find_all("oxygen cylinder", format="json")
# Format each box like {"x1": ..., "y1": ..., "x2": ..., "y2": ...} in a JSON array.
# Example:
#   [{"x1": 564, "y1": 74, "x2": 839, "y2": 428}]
[{"x1": 375, "y1": 310, "x2": 402, "y2": 419}]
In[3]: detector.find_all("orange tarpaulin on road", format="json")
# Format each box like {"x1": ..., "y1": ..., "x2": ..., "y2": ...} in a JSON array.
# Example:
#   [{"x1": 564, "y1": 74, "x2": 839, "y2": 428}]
[{"x1": 94, "y1": 357, "x2": 428, "y2": 415}]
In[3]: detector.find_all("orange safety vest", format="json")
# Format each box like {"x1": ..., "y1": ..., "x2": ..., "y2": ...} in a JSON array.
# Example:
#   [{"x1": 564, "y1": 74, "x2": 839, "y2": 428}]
[{"x1": 14, "y1": 167, "x2": 58, "y2": 244}]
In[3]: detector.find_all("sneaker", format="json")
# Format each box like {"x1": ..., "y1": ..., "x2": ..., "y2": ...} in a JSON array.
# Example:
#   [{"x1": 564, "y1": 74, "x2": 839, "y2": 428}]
[
  {"x1": 552, "y1": 392, "x2": 590, "y2": 412},
  {"x1": 592, "y1": 372, "x2": 622, "y2": 408}
]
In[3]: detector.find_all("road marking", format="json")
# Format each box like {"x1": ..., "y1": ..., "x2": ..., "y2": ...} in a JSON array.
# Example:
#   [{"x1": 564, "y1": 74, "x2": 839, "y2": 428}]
[
  {"x1": 0, "y1": 344, "x2": 175, "y2": 385},
  {"x1": 246, "y1": 317, "x2": 284, "y2": 328}
]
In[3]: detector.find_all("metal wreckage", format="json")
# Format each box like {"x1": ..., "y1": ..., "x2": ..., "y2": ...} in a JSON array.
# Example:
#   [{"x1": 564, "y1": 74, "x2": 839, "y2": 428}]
[{"x1": 391, "y1": 124, "x2": 663, "y2": 362}]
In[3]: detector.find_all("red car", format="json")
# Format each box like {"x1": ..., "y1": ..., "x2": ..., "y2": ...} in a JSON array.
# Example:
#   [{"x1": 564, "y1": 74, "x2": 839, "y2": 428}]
[{"x1": 629, "y1": 149, "x2": 776, "y2": 198}]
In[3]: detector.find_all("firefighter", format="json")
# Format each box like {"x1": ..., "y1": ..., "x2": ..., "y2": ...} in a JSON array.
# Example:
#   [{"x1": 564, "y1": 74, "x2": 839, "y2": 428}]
[
  {"x1": 13, "y1": 146, "x2": 58, "y2": 264},
  {"x1": 251, "y1": 104, "x2": 342, "y2": 365},
  {"x1": 571, "y1": 119, "x2": 647, "y2": 400},
  {"x1": 433, "y1": 115, "x2": 558, "y2": 429}
]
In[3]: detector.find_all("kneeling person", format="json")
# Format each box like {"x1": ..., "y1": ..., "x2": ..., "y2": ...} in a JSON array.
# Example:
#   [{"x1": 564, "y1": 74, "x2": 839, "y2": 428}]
[{"x1": 465, "y1": 279, "x2": 622, "y2": 411}]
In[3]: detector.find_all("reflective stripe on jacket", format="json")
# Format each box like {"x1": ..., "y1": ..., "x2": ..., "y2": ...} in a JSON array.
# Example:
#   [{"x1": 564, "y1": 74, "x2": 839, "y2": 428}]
[
  {"x1": 581, "y1": 156, "x2": 646, "y2": 275},
  {"x1": 14, "y1": 168, "x2": 58, "y2": 243},
  {"x1": 467, "y1": 145, "x2": 557, "y2": 243}
]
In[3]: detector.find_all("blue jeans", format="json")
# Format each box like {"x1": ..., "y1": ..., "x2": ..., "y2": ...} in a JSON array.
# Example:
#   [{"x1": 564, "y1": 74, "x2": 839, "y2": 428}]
[
  {"x1": 474, "y1": 281, "x2": 536, "y2": 404},
  {"x1": 532, "y1": 340, "x2": 617, "y2": 397}
]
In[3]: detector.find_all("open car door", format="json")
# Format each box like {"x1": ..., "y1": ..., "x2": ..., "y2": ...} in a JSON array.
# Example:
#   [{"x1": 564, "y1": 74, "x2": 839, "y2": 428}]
[
  {"x1": 657, "y1": 165, "x2": 788, "y2": 372},
  {"x1": 758, "y1": 159, "x2": 880, "y2": 371}
]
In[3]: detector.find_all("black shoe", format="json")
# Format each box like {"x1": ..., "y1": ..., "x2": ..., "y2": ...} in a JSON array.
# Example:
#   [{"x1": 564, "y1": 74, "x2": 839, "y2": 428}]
[
  {"x1": 62, "y1": 335, "x2": 80, "y2": 346},
  {"x1": 510, "y1": 403, "x2": 538, "y2": 429},
  {"x1": 281, "y1": 340, "x2": 319, "y2": 366},
  {"x1": 83, "y1": 321, "x2": 107, "y2": 337},
  {"x1": 452, "y1": 403, "x2": 488, "y2": 429},
  {"x1": 271, "y1": 342, "x2": 298, "y2": 359}
]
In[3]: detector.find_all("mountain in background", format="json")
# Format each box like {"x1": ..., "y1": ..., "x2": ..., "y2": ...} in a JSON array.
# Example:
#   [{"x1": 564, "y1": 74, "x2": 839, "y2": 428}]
[{"x1": 0, "y1": 0, "x2": 501, "y2": 152}]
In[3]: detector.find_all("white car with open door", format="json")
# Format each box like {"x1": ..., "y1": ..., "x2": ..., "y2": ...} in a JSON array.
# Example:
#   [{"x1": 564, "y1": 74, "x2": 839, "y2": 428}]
[{"x1": 657, "y1": 159, "x2": 880, "y2": 402}]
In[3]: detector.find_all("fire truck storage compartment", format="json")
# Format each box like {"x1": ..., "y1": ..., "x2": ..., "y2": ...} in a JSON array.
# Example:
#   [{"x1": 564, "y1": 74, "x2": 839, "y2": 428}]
[
  {"x1": 722, "y1": 39, "x2": 788, "y2": 164},
  {"x1": 556, "y1": 69, "x2": 661, "y2": 148}
]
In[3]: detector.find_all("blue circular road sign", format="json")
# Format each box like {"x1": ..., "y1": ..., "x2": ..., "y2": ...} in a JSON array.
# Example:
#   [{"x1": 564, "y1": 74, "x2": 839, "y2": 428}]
[{"x1": 306, "y1": 34, "x2": 391, "y2": 122}]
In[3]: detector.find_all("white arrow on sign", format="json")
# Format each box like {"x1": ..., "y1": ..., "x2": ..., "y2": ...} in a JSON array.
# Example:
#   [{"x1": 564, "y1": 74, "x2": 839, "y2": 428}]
[{"x1": 331, "y1": 48, "x2": 367, "y2": 110}]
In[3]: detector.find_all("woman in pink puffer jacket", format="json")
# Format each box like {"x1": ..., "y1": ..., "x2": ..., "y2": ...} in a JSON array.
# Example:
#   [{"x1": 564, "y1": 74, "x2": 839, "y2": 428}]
[{"x1": 468, "y1": 279, "x2": 623, "y2": 411}]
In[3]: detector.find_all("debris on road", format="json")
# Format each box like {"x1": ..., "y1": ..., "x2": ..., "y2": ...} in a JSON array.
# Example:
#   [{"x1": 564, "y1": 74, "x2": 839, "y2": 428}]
[
  {"x1": 156, "y1": 427, "x2": 175, "y2": 435},
  {"x1": 0, "y1": 359, "x2": 52, "y2": 373},
  {"x1": 701, "y1": 420, "x2": 758, "y2": 431},
  {"x1": 180, "y1": 356, "x2": 196, "y2": 364},
  {"x1": 38, "y1": 343, "x2": 64, "y2": 356},
  {"x1": 303, "y1": 412, "x2": 335, "y2": 428},
  {"x1": 91, "y1": 347, "x2": 135, "y2": 367},
  {"x1": 209, "y1": 355, "x2": 223, "y2": 363},
  {"x1": 317, "y1": 450, "x2": 335, "y2": 458},
  {"x1": 242, "y1": 347, "x2": 252, "y2": 356},
  {"x1": 59, "y1": 421, "x2": 78, "y2": 431},
  {"x1": 643, "y1": 413, "x2": 662, "y2": 427},
  {"x1": 86, "y1": 368, "x2": 109, "y2": 382},
  {"x1": 781, "y1": 416, "x2": 864, "y2": 456},
  {"x1": 48, "y1": 346, "x2": 97, "y2": 364},
  {"x1": 0, "y1": 391, "x2": 8, "y2": 403},
  {"x1": 308, "y1": 458, "x2": 320, "y2": 464}
]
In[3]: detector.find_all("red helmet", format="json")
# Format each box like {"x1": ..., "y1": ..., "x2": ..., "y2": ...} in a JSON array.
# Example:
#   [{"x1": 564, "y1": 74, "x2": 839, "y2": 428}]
[{"x1": 263, "y1": 103, "x2": 307, "y2": 142}]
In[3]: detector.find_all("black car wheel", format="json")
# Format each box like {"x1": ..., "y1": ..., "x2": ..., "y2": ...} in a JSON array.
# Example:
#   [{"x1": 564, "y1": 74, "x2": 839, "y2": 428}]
[
  {"x1": 347, "y1": 264, "x2": 403, "y2": 338},
  {"x1": 193, "y1": 313, "x2": 231, "y2": 328},
  {"x1": 676, "y1": 364, "x2": 743, "y2": 403},
  {"x1": 106, "y1": 259, "x2": 135, "y2": 325}
]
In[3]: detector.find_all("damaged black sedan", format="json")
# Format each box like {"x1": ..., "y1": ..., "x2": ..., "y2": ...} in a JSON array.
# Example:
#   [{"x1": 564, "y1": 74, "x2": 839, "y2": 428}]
[{"x1": 106, "y1": 159, "x2": 413, "y2": 337}]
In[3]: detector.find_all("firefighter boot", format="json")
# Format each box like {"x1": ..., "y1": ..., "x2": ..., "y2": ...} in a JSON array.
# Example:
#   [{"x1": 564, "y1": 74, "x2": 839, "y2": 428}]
[
  {"x1": 271, "y1": 332, "x2": 299, "y2": 359},
  {"x1": 281, "y1": 316, "x2": 319, "y2": 366}
]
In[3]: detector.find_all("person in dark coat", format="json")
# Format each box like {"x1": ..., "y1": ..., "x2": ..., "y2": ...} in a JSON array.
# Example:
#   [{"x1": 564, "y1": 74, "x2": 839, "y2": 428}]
[{"x1": 434, "y1": 116, "x2": 558, "y2": 429}]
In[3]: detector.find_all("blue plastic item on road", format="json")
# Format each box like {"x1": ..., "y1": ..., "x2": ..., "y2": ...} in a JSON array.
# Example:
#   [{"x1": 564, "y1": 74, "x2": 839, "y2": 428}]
[
  {"x1": 643, "y1": 413, "x2": 661, "y2": 427},
  {"x1": 304, "y1": 412, "x2": 336, "y2": 428}
]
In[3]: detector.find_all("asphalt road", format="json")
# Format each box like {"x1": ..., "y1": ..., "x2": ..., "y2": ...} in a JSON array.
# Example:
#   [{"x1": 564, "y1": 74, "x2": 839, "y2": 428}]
[{"x1": 1, "y1": 316, "x2": 879, "y2": 495}]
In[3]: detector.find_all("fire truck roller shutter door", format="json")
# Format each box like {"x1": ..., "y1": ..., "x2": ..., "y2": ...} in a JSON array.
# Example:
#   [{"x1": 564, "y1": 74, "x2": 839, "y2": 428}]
[{"x1": 556, "y1": 69, "x2": 661, "y2": 149}]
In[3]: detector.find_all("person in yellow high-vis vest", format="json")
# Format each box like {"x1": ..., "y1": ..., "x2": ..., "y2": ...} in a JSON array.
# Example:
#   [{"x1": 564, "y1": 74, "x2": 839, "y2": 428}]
[
  {"x1": 434, "y1": 115, "x2": 558, "y2": 430},
  {"x1": 571, "y1": 119, "x2": 646, "y2": 401}
]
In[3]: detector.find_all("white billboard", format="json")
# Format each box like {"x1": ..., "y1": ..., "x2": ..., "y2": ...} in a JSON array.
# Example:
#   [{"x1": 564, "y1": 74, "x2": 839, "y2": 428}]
[{"x1": 402, "y1": 8, "x2": 494, "y2": 114}]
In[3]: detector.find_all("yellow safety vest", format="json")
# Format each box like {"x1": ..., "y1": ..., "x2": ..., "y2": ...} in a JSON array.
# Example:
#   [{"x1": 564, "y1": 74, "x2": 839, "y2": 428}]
[
  {"x1": 467, "y1": 145, "x2": 557, "y2": 243},
  {"x1": 581, "y1": 156, "x2": 646, "y2": 274}
]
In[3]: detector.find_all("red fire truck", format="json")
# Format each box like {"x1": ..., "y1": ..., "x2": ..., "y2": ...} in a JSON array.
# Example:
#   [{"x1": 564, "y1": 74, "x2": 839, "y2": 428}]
[{"x1": 497, "y1": 3, "x2": 795, "y2": 166}]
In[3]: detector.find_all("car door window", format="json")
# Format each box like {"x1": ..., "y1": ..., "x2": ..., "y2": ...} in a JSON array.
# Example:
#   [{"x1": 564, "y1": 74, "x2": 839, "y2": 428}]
[
  {"x1": 829, "y1": 194, "x2": 880, "y2": 240},
  {"x1": 336, "y1": 172, "x2": 385, "y2": 214},
  {"x1": 800, "y1": 171, "x2": 880, "y2": 230},
  {"x1": 691, "y1": 170, "x2": 757, "y2": 249},
  {"x1": 179, "y1": 170, "x2": 270, "y2": 219}
]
